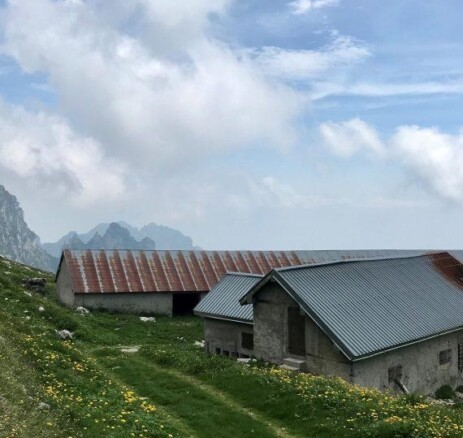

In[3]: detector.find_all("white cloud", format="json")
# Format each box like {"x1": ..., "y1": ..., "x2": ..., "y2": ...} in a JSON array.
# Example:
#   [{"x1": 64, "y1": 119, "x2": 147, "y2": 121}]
[
  {"x1": 390, "y1": 126, "x2": 463, "y2": 202},
  {"x1": 289, "y1": 0, "x2": 339, "y2": 15},
  {"x1": 0, "y1": 101, "x2": 126, "y2": 205},
  {"x1": 248, "y1": 176, "x2": 348, "y2": 209},
  {"x1": 252, "y1": 36, "x2": 369, "y2": 81},
  {"x1": 312, "y1": 80, "x2": 463, "y2": 100},
  {"x1": 0, "y1": 0, "x2": 303, "y2": 173},
  {"x1": 319, "y1": 118, "x2": 385, "y2": 157},
  {"x1": 320, "y1": 118, "x2": 463, "y2": 202}
]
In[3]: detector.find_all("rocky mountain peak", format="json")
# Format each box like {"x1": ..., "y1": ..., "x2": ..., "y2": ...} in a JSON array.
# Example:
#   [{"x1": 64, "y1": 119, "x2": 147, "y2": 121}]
[{"x1": 0, "y1": 185, "x2": 57, "y2": 271}]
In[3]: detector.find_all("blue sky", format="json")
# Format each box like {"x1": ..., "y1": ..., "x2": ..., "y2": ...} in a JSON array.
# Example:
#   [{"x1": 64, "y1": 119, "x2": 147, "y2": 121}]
[{"x1": 0, "y1": 0, "x2": 462, "y2": 249}]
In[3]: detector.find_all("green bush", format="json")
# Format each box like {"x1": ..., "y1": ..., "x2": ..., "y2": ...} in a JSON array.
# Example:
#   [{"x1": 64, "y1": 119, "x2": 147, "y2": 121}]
[{"x1": 435, "y1": 384, "x2": 455, "y2": 400}]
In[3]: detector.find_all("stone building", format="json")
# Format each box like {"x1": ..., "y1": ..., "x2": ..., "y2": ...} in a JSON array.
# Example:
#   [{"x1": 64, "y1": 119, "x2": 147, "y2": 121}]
[
  {"x1": 199, "y1": 252, "x2": 463, "y2": 394},
  {"x1": 194, "y1": 273, "x2": 261, "y2": 357},
  {"x1": 57, "y1": 249, "x2": 401, "y2": 315}
]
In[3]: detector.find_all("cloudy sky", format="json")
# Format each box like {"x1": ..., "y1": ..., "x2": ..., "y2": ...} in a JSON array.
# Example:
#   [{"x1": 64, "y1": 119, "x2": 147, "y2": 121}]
[{"x1": 0, "y1": 0, "x2": 462, "y2": 249}]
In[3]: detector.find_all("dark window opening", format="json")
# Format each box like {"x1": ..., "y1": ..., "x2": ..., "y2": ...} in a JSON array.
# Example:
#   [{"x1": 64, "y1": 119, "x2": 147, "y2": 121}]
[
  {"x1": 172, "y1": 293, "x2": 201, "y2": 315},
  {"x1": 439, "y1": 349, "x2": 452, "y2": 365},
  {"x1": 241, "y1": 332, "x2": 254, "y2": 350},
  {"x1": 215, "y1": 347, "x2": 221, "y2": 355},
  {"x1": 388, "y1": 365, "x2": 403, "y2": 383},
  {"x1": 223, "y1": 350, "x2": 230, "y2": 357},
  {"x1": 459, "y1": 344, "x2": 463, "y2": 371}
]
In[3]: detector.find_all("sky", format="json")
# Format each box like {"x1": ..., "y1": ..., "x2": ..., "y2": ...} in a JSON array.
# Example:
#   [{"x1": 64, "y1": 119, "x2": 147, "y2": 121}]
[{"x1": 0, "y1": 0, "x2": 463, "y2": 249}]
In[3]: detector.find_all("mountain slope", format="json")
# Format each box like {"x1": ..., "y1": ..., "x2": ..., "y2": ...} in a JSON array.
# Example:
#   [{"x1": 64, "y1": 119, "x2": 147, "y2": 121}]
[
  {"x1": 0, "y1": 257, "x2": 462, "y2": 438},
  {"x1": 0, "y1": 185, "x2": 57, "y2": 271}
]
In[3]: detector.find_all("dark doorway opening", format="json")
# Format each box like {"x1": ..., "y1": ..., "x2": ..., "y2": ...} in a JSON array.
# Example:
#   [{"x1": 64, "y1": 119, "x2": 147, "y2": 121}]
[
  {"x1": 173, "y1": 293, "x2": 201, "y2": 315},
  {"x1": 288, "y1": 307, "x2": 306, "y2": 356}
]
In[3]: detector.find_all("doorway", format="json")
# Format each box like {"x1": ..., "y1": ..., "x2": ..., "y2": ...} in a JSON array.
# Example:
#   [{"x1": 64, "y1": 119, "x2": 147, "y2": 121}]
[
  {"x1": 172, "y1": 293, "x2": 201, "y2": 315},
  {"x1": 288, "y1": 307, "x2": 306, "y2": 356}
]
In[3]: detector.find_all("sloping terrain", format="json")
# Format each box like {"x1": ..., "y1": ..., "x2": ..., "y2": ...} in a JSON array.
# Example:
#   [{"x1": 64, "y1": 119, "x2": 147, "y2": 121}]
[{"x1": 0, "y1": 258, "x2": 463, "y2": 437}]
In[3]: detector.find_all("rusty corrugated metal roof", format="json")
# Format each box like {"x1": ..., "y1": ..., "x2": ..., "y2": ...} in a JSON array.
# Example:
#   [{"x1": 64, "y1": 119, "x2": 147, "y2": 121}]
[{"x1": 61, "y1": 249, "x2": 432, "y2": 294}]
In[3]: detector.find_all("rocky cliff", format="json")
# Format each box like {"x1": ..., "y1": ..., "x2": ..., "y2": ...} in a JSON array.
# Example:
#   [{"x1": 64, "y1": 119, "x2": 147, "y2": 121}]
[{"x1": 0, "y1": 185, "x2": 57, "y2": 271}]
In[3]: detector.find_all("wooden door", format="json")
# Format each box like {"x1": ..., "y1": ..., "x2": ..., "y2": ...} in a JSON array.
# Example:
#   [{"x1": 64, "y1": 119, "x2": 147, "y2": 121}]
[{"x1": 288, "y1": 307, "x2": 305, "y2": 356}]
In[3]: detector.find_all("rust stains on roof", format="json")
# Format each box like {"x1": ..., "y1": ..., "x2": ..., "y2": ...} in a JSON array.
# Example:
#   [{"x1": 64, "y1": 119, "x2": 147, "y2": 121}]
[
  {"x1": 431, "y1": 252, "x2": 463, "y2": 290},
  {"x1": 60, "y1": 249, "x2": 443, "y2": 295}
]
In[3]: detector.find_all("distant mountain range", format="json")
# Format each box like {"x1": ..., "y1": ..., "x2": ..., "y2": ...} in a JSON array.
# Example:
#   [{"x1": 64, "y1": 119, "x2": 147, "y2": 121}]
[
  {"x1": 0, "y1": 184, "x2": 198, "y2": 272},
  {"x1": 43, "y1": 221, "x2": 198, "y2": 258}
]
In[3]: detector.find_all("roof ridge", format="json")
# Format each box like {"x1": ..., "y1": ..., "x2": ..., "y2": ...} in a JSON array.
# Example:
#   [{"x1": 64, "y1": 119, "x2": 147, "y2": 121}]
[
  {"x1": 274, "y1": 251, "x2": 450, "y2": 272},
  {"x1": 224, "y1": 271, "x2": 265, "y2": 278}
]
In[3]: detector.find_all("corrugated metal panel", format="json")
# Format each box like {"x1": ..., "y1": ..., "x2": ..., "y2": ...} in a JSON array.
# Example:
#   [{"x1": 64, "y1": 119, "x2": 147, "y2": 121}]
[
  {"x1": 194, "y1": 273, "x2": 261, "y2": 323},
  {"x1": 62, "y1": 249, "x2": 427, "y2": 294},
  {"x1": 275, "y1": 252, "x2": 463, "y2": 360}
]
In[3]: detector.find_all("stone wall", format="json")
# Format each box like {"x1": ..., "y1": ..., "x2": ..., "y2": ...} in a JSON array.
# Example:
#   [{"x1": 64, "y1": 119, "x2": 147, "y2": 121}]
[
  {"x1": 74, "y1": 292, "x2": 173, "y2": 316},
  {"x1": 203, "y1": 318, "x2": 254, "y2": 357},
  {"x1": 353, "y1": 331, "x2": 463, "y2": 395},
  {"x1": 253, "y1": 281, "x2": 350, "y2": 378},
  {"x1": 56, "y1": 261, "x2": 75, "y2": 307}
]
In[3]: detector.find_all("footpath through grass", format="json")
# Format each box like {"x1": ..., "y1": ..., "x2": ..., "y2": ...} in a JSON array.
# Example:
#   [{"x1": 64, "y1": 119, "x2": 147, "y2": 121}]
[{"x1": 1, "y1": 257, "x2": 463, "y2": 437}]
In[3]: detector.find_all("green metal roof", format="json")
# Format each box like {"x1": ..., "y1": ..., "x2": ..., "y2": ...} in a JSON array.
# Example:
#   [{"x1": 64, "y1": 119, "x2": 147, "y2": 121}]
[
  {"x1": 194, "y1": 272, "x2": 261, "y2": 323},
  {"x1": 242, "y1": 252, "x2": 463, "y2": 361}
]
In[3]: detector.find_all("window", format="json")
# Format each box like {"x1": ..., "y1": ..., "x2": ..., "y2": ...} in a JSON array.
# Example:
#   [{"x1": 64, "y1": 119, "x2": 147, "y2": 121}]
[
  {"x1": 215, "y1": 347, "x2": 221, "y2": 355},
  {"x1": 388, "y1": 365, "x2": 403, "y2": 383},
  {"x1": 223, "y1": 350, "x2": 230, "y2": 357},
  {"x1": 241, "y1": 332, "x2": 254, "y2": 350},
  {"x1": 439, "y1": 349, "x2": 452, "y2": 365}
]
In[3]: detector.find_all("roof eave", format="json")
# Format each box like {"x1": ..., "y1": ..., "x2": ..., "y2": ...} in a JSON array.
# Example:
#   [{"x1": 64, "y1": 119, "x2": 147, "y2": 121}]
[
  {"x1": 54, "y1": 250, "x2": 68, "y2": 282},
  {"x1": 351, "y1": 325, "x2": 463, "y2": 362},
  {"x1": 194, "y1": 311, "x2": 253, "y2": 325}
]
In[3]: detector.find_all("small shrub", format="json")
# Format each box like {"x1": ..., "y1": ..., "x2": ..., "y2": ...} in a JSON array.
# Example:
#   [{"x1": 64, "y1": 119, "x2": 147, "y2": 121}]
[
  {"x1": 435, "y1": 384, "x2": 455, "y2": 400},
  {"x1": 404, "y1": 392, "x2": 425, "y2": 406}
]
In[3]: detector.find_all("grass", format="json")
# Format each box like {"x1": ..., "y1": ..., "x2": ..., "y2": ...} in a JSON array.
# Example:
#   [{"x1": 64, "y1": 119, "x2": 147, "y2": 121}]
[{"x1": 0, "y1": 257, "x2": 463, "y2": 437}]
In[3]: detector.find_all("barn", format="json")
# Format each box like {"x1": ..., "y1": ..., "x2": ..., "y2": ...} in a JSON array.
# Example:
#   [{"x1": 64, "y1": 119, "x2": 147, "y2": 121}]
[
  {"x1": 194, "y1": 272, "x2": 261, "y2": 357},
  {"x1": 199, "y1": 252, "x2": 463, "y2": 394},
  {"x1": 56, "y1": 249, "x2": 421, "y2": 316}
]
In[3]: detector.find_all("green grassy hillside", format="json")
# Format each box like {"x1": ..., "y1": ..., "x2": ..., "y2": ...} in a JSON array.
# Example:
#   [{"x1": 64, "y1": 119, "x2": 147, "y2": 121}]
[{"x1": 0, "y1": 257, "x2": 462, "y2": 437}]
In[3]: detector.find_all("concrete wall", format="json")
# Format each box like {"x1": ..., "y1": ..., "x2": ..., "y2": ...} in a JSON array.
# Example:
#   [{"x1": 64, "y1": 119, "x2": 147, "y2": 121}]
[
  {"x1": 353, "y1": 331, "x2": 463, "y2": 395},
  {"x1": 252, "y1": 281, "x2": 463, "y2": 394},
  {"x1": 203, "y1": 318, "x2": 254, "y2": 357},
  {"x1": 56, "y1": 261, "x2": 75, "y2": 308},
  {"x1": 75, "y1": 292, "x2": 173, "y2": 316},
  {"x1": 253, "y1": 282, "x2": 295, "y2": 363},
  {"x1": 253, "y1": 281, "x2": 350, "y2": 379}
]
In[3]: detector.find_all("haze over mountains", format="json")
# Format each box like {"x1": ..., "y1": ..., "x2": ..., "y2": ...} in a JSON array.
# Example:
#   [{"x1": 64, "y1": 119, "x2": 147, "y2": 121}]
[
  {"x1": 43, "y1": 221, "x2": 197, "y2": 258},
  {"x1": 0, "y1": 184, "x2": 198, "y2": 272}
]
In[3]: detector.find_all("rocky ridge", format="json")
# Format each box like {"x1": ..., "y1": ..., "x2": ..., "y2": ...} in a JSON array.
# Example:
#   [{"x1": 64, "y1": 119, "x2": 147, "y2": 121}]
[{"x1": 0, "y1": 185, "x2": 57, "y2": 272}]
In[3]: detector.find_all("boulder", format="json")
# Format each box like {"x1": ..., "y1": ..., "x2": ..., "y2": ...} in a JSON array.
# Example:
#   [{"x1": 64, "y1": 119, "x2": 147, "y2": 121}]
[
  {"x1": 75, "y1": 306, "x2": 90, "y2": 315},
  {"x1": 139, "y1": 316, "x2": 156, "y2": 322},
  {"x1": 22, "y1": 278, "x2": 47, "y2": 294},
  {"x1": 55, "y1": 329, "x2": 73, "y2": 340}
]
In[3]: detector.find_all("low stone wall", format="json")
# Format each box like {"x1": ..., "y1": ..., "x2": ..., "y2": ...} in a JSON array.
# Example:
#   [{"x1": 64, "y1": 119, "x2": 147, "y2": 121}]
[
  {"x1": 74, "y1": 292, "x2": 173, "y2": 316},
  {"x1": 204, "y1": 317, "x2": 254, "y2": 357}
]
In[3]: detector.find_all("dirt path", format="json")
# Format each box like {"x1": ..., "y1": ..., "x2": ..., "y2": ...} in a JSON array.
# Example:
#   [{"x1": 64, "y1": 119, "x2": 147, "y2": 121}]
[{"x1": 96, "y1": 351, "x2": 295, "y2": 438}]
